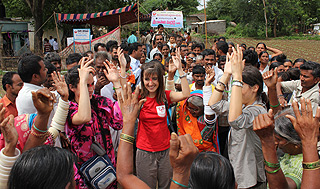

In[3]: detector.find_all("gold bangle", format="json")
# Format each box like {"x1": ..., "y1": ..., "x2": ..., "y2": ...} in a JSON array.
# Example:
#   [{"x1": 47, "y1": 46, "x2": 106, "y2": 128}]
[
  {"x1": 120, "y1": 138, "x2": 133, "y2": 145},
  {"x1": 120, "y1": 133, "x2": 135, "y2": 143},
  {"x1": 30, "y1": 129, "x2": 49, "y2": 139}
]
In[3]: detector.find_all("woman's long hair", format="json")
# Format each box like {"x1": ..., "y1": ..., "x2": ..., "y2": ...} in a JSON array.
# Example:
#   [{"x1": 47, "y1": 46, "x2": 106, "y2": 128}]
[{"x1": 140, "y1": 60, "x2": 166, "y2": 104}]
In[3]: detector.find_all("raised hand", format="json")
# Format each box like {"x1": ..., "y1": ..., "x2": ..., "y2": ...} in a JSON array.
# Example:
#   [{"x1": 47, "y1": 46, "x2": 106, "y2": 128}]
[
  {"x1": 0, "y1": 112, "x2": 17, "y2": 156},
  {"x1": 286, "y1": 98, "x2": 320, "y2": 144},
  {"x1": 169, "y1": 133, "x2": 199, "y2": 176},
  {"x1": 253, "y1": 109, "x2": 275, "y2": 141},
  {"x1": 117, "y1": 47, "x2": 127, "y2": 70},
  {"x1": 32, "y1": 88, "x2": 56, "y2": 115},
  {"x1": 223, "y1": 53, "x2": 232, "y2": 75},
  {"x1": 103, "y1": 60, "x2": 120, "y2": 84},
  {"x1": 78, "y1": 57, "x2": 95, "y2": 83},
  {"x1": 172, "y1": 48, "x2": 182, "y2": 70},
  {"x1": 52, "y1": 71, "x2": 68, "y2": 101},
  {"x1": 95, "y1": 75, "x2": 110, "y2": 91},
  {"x1": 205, "y1": 68, "x2": 215, "y2": 86},
  {"x1": 168, "y1": 58, "x2": 177, "y2": 74},
  {"x1": 263, "y1": 68, "x2": 278, "y2": 88},
  {"x1": 230, "y1": 44, "x2": 244, "y2": 77},
  {"x1": 118, "y1": 84, "x2": 146, "y2": 123}
]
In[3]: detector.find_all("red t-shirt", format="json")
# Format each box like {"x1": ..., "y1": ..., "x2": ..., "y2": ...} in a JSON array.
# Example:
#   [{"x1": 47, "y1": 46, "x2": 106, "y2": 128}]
[{"x1": 136, "y1": 90, "x2": 172, "y2": 152}]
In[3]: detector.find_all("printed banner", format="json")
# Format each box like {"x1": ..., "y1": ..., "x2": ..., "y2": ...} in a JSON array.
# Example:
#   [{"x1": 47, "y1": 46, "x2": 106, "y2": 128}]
[
  {"x1": 151, "y1": 11, "x2": 183, "y2": 28},
  {"x1": 59, "y1": 27, "x2": 120, "y2": 60}
]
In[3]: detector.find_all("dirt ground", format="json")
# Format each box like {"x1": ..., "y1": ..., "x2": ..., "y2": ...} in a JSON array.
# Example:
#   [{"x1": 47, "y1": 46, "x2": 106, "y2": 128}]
[{"x1": 0, "y1": 38, "x2": 319, "y2": 97}]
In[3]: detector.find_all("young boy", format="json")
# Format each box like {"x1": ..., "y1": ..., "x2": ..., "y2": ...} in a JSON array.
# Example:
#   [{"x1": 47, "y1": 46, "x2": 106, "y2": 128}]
[{"x1": 167, "y1": 34, "x2": 177, "y2": 49}]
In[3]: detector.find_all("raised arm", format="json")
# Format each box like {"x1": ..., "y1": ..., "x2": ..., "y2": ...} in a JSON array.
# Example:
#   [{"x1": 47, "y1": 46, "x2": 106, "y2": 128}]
[
  {"x1": 103, "y1": 59, "x2": 123, "y2": 103},
  {"x1": 72, "y1": 58, "x2": 95, "y2": 125},
  {"x1": 263, "y1": 68, "x2": 282, "y2": 114},
  {"x1": 117, "y1": 47, "x2": 128, "y2": 87},
  {"x1": 23, "y1": 88, "x2": 55, "y2": 152},
  {"x1": 253, "y1": 110, "x2": 296, "y2": 189},
  {"x1": 228, "y1": 45, "x2": 245, "y2": 122},
  {"x1": 208, "y1": 53, "x2": 231, "y2": 106},
  {"x1": 170, "y1": 48, "x2": 190, "y2": 102},
  {"x1": 286, "y1": 98, "x2": 320, "y2": 189},
  {"x1": 267, "y1": 46, "x2": 283, "y2": 58}
]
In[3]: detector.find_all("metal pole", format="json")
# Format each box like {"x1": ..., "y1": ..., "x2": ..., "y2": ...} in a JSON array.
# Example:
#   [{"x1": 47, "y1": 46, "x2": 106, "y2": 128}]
[{"x1": 203, "y1": 0, "x2": 208, "y2": 48}]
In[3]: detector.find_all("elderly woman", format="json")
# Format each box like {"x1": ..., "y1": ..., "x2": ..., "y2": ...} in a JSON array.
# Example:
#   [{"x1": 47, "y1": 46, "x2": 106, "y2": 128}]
[
  {"x1": 253, "y1": 108, "x2": 303, "y2": 189},
  {"x1": 176, "y1": 90, "x2": 219, "y2": 152}
]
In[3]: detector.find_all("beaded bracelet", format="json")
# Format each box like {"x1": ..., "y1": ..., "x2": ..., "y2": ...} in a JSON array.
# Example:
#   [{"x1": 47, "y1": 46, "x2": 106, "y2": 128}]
[
  {"x1": 264, "y1": 160, "x2": 280, "y2": 168},
  {"x1": 113, "y1": 86, "x2": 122, "y2": 90},
  {"x1": 232, "y1": 80, "x2": 243, "y2": 85},
  {"x1": 231, "y1": 82, "x2": 243, "y2": 88},
  {"x1": 30, "y1": 129, "x2": 49, "y2": 139},
  {"x1": 32, "y1": 123, "x2": 48, "y2": 133},
  {"x1": 270, "y1": 102, "x2": 280, "y2": 108},
  {"x1": 179, "y1": 72, "x2": 187, "y2": 79},
  {"x1": 171, "y1": 178, "x2": 190, "y2": 188},
  {"x1": 302, "y1": 159, "x2": 320, "y2": 170},
  {"x1": 266, "y1": 167, "x2": 281, "y2": 174}
]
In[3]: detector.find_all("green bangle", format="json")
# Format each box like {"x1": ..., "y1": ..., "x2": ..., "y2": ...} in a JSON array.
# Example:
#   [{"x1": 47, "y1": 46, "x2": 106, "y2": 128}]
[
  {"x1": 171, "y1": 178, "x2": 190, "y2": 188},
  {"x1": 264, "y1": 160, "x2": 280, "y2": 168},
  {"x1": 270, "y1": 102, "x2": 280, "y2": 108},
  {"x1": 302, "y1": 160, "x2": 320, "y2": 169},
  {"x1": 33, "y1": 123, "x2": 48, "y2": 133},
  {"x1": 266, "y1": 167, "x2": 281, "y2": 174}
]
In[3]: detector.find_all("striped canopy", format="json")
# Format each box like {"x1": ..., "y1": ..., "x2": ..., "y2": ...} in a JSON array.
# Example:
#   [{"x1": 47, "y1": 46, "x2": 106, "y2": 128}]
[{"x1": 56, "y1": 4, "x2": 150, "y2": 26}]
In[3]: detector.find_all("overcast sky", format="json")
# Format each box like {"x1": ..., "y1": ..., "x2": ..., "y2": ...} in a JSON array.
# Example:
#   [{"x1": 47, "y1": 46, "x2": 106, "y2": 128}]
[{"x1": 197, "y1": 0, "x2": 209, "y2": 10}]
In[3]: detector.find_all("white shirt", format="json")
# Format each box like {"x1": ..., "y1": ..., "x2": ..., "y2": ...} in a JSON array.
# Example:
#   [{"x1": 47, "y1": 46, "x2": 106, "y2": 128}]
[
  {"x1": 16, "y1": 83, "x2": 43, "y2": 115},
  {"x1": 93, "y1": 76, "x2": 115, "y2": 102},
  {"x1": 130, "y1": 56, "x2": 141, "y2": 85},
  {"x1": 53, "y1": 41, "x2": 59, "y2": 51},
  {"x1": 49, "y1": 39, "x2": 54, "y2": 46},
  {"x1": 149, "y1": 48, "x2": 162, "y2": 60},
  {"x1": 259, "y1": 65, "x2": 269, "y2": 94}
]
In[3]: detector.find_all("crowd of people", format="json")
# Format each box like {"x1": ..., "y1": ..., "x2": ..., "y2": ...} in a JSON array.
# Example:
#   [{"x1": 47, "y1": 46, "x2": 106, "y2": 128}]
[{"x1": 0, "y1": 23, "x2": 319, "y2": 189}]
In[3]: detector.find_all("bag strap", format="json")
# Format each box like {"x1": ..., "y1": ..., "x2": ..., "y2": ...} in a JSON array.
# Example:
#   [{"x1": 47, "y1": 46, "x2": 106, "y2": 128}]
[{"x1": 164, "y1": 100, "x2": 177, "y2": 134}]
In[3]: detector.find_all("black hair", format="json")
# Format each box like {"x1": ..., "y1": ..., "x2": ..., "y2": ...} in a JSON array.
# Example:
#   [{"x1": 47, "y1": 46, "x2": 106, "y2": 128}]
[
  {"x1": 44, "y1": 60, "x2": 57, "y2": 74},
  {"x1": 8, "y1": 145, "x2": 75, "y2": 189},
  {"x1": 300, "y1": 61, "x2": 320, "y2": 78},
  {"x1": 65, "y1": 65, "x2": 80, "y2": 101},
  {"x1": 281, "y1": 68, "x2": 300, "y2": 81},
  {"x1": 258, "y1": 51, "x2": 269, "y2": 58},
  {"x1": 248, "y1": 46, "x2": 255, "y2": 51},
  {"x1": 192, "y1": 65, "x2": 205, "y2": 75},
  {"x1": 243, "y1": 50, "x2": 259, "y2": 68},
  {"x1": 216, "y1": 41, "x2": 228, "y2": 54},
  {"x1": 273, "y1": 54, "x2": 287, "y2": 63},
  {"x1": 83, "y1": 50, "x2": 93, "y2": 57},
  {"x1": 131, "y1": 31, "x2": 135, "y2": 35},
  {"x1": 170, "y1": 48, "x2": 176, "y2": 54},
  {"x1": 187, "y1": 52, "x2": 197, "y2": 57},
  {"x1": 2, "y1": 71, "x2": 17, "y2": 91},
  {"x1": 218, "y1": 36, "x2": 226, "y2": 41},
  {"x1": 153, "y1": 53, "x2": 163, "y2": 60},
  {"x1": 44, "y1": 52, "x2": 61, "y2": 63},
  {"x1": 120, "y1": 43, "x2": 129, "y2": 52},
  {"x1": 191, "y1": 43, "x2": 203, "y2": 51},
  {"x1": 190, "y1": 152, "x2": 235, "y2": 189},
  {"x1": 228, "y1": 42, "x2": 235, "y2": 47},
  {"x1": 284, "y1": 59, "x2": 292, "y2": 64},
  {"x1": 269, "y1": 62, "x2": 284, "y2": 71},
  {"x1": 93, "y1": 43, "x2": 106, "y2": 52},
  {"x1": 180, "y1": 44, "x2": 187, "y2": 48},
  {"x1": 256, "y1": 42, "x2": 266, "y2": 49},
  {"x1": 158, "y1": 24, "x2": 164, "y2": 29},
  {"x1": 242, "y1": 66, "x2": 268, "y2": 105},
  {"x1": 18, "y1": 55, "x2": 42, "y2": 83},
  {"x1": 218, "y1": 55, "x2": 226, "y2": 63},
  {"x1": 240, "y1": 43, "x2": 247, "y2": 49},
  {"x1": 161, "y1": 43, "x2": 170, "y2": 50},
  {"x1": 66, "y1": 53, "x2": 82, "y2": 65},
  {"x1": 124, "y1": 53, "x2": 131, "y2": 64},
  {"x1": 106, "y1": 40, "x2": 118, "y2": 52},
  {"x1": 109, "y1": 45, "x2": 118, "y2": 52},
  {"x1": 128, "y1": 42, "x2": 142, "y2": 55},
  {"x1": 293, "y1": 58, "x2": 307, "y2": 65},
  {"x1": 201, "y1": 49, "x2": 216, "y2": 58}
]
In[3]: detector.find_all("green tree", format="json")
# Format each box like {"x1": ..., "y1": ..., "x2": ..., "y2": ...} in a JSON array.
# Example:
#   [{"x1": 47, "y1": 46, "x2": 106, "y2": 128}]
[{"x1": 141, "y1": 0, "x2": 199, "y2": 16}]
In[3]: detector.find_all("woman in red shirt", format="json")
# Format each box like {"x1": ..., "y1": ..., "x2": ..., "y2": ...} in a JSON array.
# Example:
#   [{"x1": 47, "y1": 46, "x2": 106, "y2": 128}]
[{"x1": 136, "y1": 49, "x2": 190, "y2": 188}]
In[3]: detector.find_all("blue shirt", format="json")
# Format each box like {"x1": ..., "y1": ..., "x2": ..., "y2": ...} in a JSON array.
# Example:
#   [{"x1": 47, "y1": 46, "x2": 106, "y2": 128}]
[{"x1": 127, "y1": 34, "x2": 137, "y2": 43}]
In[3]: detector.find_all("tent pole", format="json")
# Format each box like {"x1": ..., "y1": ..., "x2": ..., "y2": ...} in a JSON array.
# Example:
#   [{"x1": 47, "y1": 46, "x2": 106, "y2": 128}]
[
  {"x1": 137, "y1": 0, "x2": 140, "y2": 39},
  {"x1": 119, "y1": 15, "x2": 121, "y2": 42},
  {"x1": 203, "y1": 0, "x2": 208, "y2": 49},
  {"x1": 53, "y1": 12, "x2": 62, "y2": 51}
]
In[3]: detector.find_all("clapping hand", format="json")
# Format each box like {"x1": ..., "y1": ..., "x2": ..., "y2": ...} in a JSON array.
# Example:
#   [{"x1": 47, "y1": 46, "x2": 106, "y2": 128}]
[{"x1": 52, "y1": 71, "x2": 68, "y2": 102}]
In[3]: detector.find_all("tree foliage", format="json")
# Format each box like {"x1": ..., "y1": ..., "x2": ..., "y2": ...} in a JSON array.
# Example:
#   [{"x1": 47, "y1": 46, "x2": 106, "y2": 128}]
[
  {"x1": 207, "y1": 0, "x2": 320, "y2": 37},
  {"x1": 141, "y1": 0, "x2": 199, "y2": 16}
]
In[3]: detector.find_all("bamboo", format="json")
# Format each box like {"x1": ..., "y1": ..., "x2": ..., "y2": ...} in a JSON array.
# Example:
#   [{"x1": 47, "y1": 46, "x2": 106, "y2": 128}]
[
  {"x1": 203, "y1": 0, "x2": 208, "y2": 48},
  {"x1": 53, "y1": 12, "x2": 62, "y2": 51}
]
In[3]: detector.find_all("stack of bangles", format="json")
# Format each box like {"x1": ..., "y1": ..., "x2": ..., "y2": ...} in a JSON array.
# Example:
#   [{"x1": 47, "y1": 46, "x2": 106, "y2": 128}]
[
  {"x1": 120, "y1": 133, "x2": 135, "y2": 144},
  {"x1": 31, "y1": 123, "x2": 50, "y2": 139},
  {"x1": 231, "y1": 80, "x2": 243, "y2": 88},
  {"x1": 264, "y1": 159, "x2": 281, "y2": 174},
  {"x1": 215, "y1": 81, "x2": 227, "y2": 93},
  {"x1": 302, "y1": 159, "x2": 320, "y2": 170}
]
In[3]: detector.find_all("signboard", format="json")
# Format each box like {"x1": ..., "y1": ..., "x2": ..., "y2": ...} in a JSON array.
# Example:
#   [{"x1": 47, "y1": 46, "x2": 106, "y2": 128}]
[
  {"x1": 73, "y1": 29, "x2": 91, "y2": 52},
  {"x1": 151, "y1": 11, "x2": 183, "y2": 28}
]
